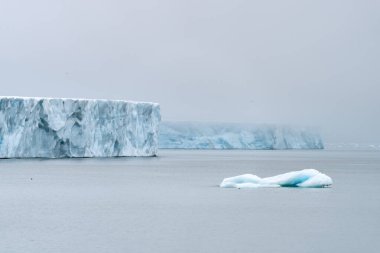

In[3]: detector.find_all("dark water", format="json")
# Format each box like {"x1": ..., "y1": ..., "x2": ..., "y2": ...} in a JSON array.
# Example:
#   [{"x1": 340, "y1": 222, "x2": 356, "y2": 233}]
[{"x1": 1, "y1": 150, "x2": 379, "y2": 253}]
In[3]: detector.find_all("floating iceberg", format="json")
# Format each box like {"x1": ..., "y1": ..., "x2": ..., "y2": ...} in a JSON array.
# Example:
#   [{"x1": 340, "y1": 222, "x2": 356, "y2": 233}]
[
  {"x1": 220, "y1": 169, "x2": 333, "y2": 188},
  {"x1": 0, "y1": 97, "x2": 160, "y2": 158},
  {"x1": 159, "y1": 122, "x2": 323, "y2": 150}
]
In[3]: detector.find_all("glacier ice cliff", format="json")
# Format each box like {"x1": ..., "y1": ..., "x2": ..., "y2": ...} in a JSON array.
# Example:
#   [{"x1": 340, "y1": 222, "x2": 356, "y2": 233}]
[
  {"x1": 0, "y1": 97, "x2": 160, "y2": 158},
  {"x1": 159, "y1": 122, "x2": 324, "y2": 150},
  {"x1": 220, "y1": 169, "x2": 333, "y2": 188}
]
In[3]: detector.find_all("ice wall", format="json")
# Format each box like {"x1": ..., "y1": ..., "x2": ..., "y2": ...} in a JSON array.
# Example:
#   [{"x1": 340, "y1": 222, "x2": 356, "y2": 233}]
[
  {"x1": 159, "y1": 122, "x2": 323, "y2": 150},
  {"x1": 0, "y1": 97, "x2": 160, "y2": 158}
]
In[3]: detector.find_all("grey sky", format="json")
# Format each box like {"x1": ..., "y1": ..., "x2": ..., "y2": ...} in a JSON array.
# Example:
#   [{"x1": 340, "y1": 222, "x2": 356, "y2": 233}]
[{"x1": 0, "y1": 0, "x2": 379, "y2": 142}]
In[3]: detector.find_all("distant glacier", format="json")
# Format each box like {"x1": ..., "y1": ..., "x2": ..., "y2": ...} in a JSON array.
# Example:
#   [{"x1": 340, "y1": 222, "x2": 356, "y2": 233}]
[
  {"x1": 159, "y1": 122, "x2": 324, "y2": 150},
  {"x1": 0, "y1": 97, "x2": 160, "y2": 158}
]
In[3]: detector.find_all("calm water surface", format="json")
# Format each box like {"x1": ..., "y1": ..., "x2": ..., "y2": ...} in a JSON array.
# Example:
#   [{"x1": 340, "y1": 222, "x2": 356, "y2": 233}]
[{"x1": 0, "y1": 150, "x2": 379, "y2": 253}]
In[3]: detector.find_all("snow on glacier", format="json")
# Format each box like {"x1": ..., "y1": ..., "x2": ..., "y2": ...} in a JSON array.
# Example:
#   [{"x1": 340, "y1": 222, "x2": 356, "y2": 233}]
[
  {"x1": 220, "y1": 169, "x2": 333, "y2": 188},
  {"x1": 159, "y1": 121, "x2": 324, "y2": 150},
  {"x1": 0, "y1": 97, "x2": 161, "y2": 158}
]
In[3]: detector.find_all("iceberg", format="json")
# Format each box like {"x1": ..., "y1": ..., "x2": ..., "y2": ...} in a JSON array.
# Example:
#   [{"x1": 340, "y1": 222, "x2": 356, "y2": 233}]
[
  {"x1": 159, "y1": 121, "x2": 324, "y2": 150},
  {"x1": 0, "y1": 97, "x2": 160, "y2": 158},
  {"x1": 220, "y1": 169, "x2": 333, "y2": 188}
]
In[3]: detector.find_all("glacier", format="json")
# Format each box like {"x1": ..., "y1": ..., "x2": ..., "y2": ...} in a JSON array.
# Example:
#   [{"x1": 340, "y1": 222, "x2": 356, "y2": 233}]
[
  {"x1": 159, "y1": 122, "x2": 324, "y2": 150},
  {"x1": 0, "y1": 97, "x2": 160, "y2": 158},
  {"x1": 220, "y1": 169, "x2": 333, "y2": 188}
]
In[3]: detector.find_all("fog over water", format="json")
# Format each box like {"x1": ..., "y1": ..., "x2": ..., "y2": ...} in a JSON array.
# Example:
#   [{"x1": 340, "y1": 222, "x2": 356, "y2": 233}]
[{"x1": 0, "y1": 0, "x2": 379, "y2": 142}]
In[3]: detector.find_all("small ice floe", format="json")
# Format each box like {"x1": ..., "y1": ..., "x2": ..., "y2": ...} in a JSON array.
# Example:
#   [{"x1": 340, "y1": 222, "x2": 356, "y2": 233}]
[{"x1": 220, "y1": 169, "x2": 333, "y2": 188}]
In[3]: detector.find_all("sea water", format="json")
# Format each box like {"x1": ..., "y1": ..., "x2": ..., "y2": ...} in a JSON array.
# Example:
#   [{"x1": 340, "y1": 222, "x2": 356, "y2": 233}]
[{"x1": 0, "y1": 150, "x2": 379, "y2": 253}]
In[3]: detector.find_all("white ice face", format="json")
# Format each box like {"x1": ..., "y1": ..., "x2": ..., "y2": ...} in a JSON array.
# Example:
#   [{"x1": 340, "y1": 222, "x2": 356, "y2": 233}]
[
  {"x1": 159, "y1": 122, "x2": 324, "y2": 150},
  {"x1": 0, "y1": 97, "x2": 161, "y2": 158},
  {"x1": 220, "y1": 169, "x2": 333, "y2": 188}
]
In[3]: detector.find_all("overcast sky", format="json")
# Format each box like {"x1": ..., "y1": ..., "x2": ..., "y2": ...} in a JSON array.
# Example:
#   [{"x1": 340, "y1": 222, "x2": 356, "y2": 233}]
[{"x1": 0, "y1": 0, "x2": 379, "y2": 142}]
